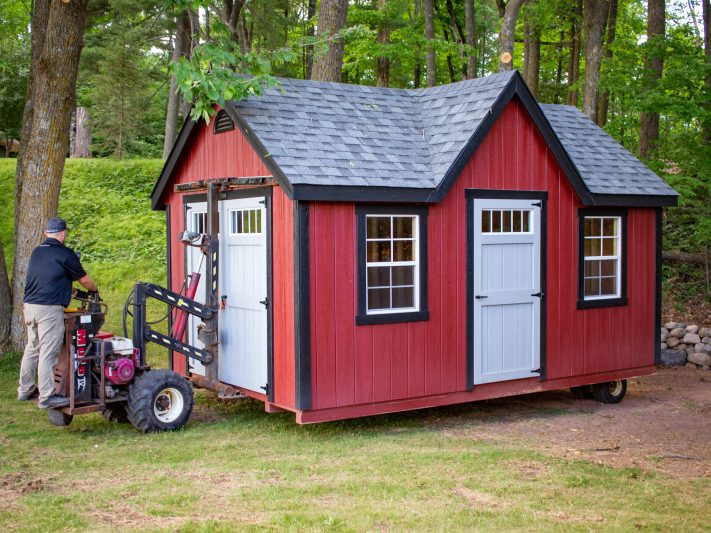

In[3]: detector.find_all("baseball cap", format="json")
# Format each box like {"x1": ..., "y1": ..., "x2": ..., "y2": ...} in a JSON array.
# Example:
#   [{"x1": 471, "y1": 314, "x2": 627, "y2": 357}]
[{"x1": 46, "y1": 217, "x2": 68, "y2": 233}]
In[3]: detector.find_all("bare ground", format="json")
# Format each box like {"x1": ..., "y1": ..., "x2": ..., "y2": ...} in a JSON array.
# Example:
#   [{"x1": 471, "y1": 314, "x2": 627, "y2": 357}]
[{"x1": 444, "y1": 365, "x2": 711, "y2": 479}]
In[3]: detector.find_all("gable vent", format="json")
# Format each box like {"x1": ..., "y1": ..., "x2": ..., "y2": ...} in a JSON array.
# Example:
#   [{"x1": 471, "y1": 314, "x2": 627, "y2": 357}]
[{"x1": 214, "y1": 110, "x2": 235, "y2": 134}]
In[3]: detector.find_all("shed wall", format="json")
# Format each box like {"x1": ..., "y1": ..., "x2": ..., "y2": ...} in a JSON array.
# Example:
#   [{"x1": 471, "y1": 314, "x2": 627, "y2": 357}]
[{"x1": 307, "y1": 98, "x2": 656, "y2": 411}]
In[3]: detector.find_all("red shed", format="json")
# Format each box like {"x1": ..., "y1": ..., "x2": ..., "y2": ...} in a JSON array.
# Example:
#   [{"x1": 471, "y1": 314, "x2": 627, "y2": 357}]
[{"x1": 151, "y1": 71, "x2": 677, "y2": 423}]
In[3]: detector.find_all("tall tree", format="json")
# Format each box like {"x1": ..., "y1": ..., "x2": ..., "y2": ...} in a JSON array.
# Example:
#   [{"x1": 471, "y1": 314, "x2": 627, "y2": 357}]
[
  {"x1": 497, "y1": 0, "x2": 526, "y2": 70},
  {"x1": 10, "y1": 0, "x2": 90, "y2": 348},
  {"x1": 704, "y1": 0, "x2": 710, "y2": 145},
  {"x1": 71, "y1": 107, "x2": 92, "y2": 158},
  {"x1": 305, "y1": 0, "x2": 317, "y2": 79},
  {"x1": 164, "y1": 13, "x2": 191, "y2": 159},
  {"x1": 638, "y1": 0, "x2": 665, "y2": 158},
  {"x1": 424, "y1": 0, "x2": 436, "y2": 86},
  {"x1": 523, "y1": 1, "x2": 540, "y2": 97},
  {"x1": 311, "y1": 0, "x2": 348, "y2": 81},
  {"x1": 464, "y1": 0, "x2": 477, "y2": 78},
  {"x1": 567, "y1": 0, "x2": 582, "y2": 105},
  {"x1": 0, "y1": 239, "x2": 9, "y2": 350},
  {"x1": 582, "y1": 0, "x2": 610, "y2": 120},
  {"x1": 597, "y1": 0, "x2": 618, "y2": 126},
  {"x1": 376, "y1": 0, "x2": 391, "y2": 87}
]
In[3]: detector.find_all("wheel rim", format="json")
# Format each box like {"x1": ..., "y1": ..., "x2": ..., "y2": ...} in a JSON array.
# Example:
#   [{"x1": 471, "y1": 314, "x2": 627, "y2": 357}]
[
  {"x1": 153, "y1": 387, "x2": 184, "y2": 423},
  {"x1": 608, "y1": 380, "x2": 624, "y2": 397}
]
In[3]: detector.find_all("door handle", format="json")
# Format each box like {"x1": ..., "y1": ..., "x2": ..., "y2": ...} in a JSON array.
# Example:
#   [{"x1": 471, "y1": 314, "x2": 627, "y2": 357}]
[{"x1": 475, "y1": 295, "x2": 488, "y2": 299}]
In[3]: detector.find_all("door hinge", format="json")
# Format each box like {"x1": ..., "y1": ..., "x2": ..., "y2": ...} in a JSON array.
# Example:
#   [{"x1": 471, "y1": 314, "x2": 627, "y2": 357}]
[
  {"x1": 531, "y1": 368, "x2": 541, "y2": 374},
  {"x1": 532, "y1": 201, "x2": 542, "y2": 207},
  {"x1": 259, "y1": 199, "x2": 266, "y2": 205},
  {"x1": 261, "y1": 383, "x2": 270, "y2": 394},
  {"x1": 475, "y1": 295, "x2": 488, "y2": 299},
  {"x1": 531, "y1": 292, "x2": 544, "y2": 298},
  {"x1": 260, "y1": 297, "x2": 269, "y2": 308}
]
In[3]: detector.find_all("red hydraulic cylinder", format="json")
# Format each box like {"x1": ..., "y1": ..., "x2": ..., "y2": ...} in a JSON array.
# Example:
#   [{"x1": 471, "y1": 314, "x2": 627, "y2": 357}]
[{"x1": 170, "y1": 272, "x2": 201, "y2": 342}]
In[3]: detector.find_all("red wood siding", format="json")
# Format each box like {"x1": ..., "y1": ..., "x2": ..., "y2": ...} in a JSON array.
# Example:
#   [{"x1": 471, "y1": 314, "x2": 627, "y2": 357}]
[
  {"x1": 161, "y1": 113, "x2": 296, "y2": 409},
  {"x1": 308, "y1": 98, "x2": 656, "y2": 411}
]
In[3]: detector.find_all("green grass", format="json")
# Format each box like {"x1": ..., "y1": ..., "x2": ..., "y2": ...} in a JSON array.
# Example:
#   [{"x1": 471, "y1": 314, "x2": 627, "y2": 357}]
[{"x1": 1, "y1": 159, "x2": 709, "y2": 531}]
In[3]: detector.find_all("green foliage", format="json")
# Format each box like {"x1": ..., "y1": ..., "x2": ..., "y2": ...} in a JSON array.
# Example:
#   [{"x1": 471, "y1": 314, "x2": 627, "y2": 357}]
[{"x1": 0, "y1": 0, "x2": 30, "y2": 146}]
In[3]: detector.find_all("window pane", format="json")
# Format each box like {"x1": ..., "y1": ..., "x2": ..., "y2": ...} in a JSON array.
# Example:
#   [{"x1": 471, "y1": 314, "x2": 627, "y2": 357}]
[
  {"x1": 584, "y1": 260, "x2": 600, "y2": 277},
  {"x1": 600, "y1": 259, "x2": 616, "y2": 276},
  {"x1": 503, "y1": 210, "x2": 512, "y2": 232},
  {"x1": 512, "y1": 210, "x2": 522, "y2": 232},
  {"x1": 249, "y1": 210, "x2": 256, "y2": 233},
  {"x1": 584, "y1": 238, "x2": 601, "y2": 256},
  {"x1": 367, "y1": 266, "x2": 390, "y2": 287},
  {"x1": 393, "y1": 217, "x2": 413, "y2": 238},
  {"x1": 585, "y1": 218, "x2": 601, "y2": 237},
  {"x1": 482, "y1": 210, "x2": 491, "y2": 232},
  {"x1": 584, "y1": 278, "x2": 600, "y2": 297},
  {"x1": 492, "y1": 210, "x2": 502, "y2": 232},
  {"x1": 602, "y1": 237, "x2": 617, "y2": 256},
  {"x1": 522, "y1": 210, "x2": 530, "y2": 232},
  {"x1": 602, "y1": 218, "x2": 617, "y2": 237},
  {"x1": 600, "y1": 277, "x2": 617, "y2": 296},
  {"x1": 392, "y1": 287, "x2": 414, "y2": 308},
  {"x1": 391, "y1": 266, "x2": 414, "y2": 286},
  {"x1": 257, "y1": 211, "x2": 262, "y2": 233},
  {"x1": 367, "y1": 241, "x2": 391, "y2": 262},
  {"x1": 393, "y1": 240, "x2": 413, "y2": 262},
  {"x1": 368, "y1": 288, "x2": 390, "y2": 310},
  {"x1": 367, "y1": 217, "x2": 391, "y2": 239}
]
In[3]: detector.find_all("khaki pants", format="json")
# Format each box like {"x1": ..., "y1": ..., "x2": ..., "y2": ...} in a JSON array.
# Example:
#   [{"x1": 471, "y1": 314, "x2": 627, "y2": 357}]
[{"x1": 18, "y1": 303, "x2": 65, "y2": 402}]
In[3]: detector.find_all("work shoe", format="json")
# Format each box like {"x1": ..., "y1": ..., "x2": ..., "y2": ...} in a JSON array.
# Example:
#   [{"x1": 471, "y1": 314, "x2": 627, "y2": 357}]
[
  {"x1": 17, "y1": 387, "x2": 38, "y2": 401},
  {"x1": 37, "y1": 395, "x2": 69, "y2": 409}
]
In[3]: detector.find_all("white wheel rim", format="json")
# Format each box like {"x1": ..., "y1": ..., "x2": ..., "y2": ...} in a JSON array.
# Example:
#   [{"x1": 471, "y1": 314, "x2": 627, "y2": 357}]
[
  {"x1": 154, "y1": 387, "x2": 184, "y2": 423},
  {"x1": 609, "y1": 380, "x2": 623, "y2": 396}
]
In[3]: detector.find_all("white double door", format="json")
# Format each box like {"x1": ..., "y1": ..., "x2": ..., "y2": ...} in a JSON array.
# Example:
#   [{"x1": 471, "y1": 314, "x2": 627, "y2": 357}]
[
  {"x1": 185, "y1": 197, "x2": 268, "y2": 393},
  {"x1": 472, "y1": 198, "x2": 542, "y2": 384}
]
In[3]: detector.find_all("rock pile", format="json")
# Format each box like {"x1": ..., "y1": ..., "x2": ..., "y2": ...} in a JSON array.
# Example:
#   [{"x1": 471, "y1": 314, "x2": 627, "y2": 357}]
[{"x1": 660, "y1": 323, "x2": 711, "y2": 369}]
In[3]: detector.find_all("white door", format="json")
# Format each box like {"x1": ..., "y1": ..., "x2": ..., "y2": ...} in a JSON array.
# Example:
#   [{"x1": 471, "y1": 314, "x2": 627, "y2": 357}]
[
  {"x1": 473, "y1": 198, "x2": 542, "y2": 384},
  {"x1": 185, "y1": 202, "x2": 207, "y2": 376},
  {"x1": 219, "y1": 197, "x2": 268, "y2": 392}
]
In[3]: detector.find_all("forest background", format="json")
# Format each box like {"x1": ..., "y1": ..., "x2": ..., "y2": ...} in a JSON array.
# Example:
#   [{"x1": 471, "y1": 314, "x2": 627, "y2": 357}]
[{"x1": 0, "y1": 0, "x2": 709, "y2": 349}]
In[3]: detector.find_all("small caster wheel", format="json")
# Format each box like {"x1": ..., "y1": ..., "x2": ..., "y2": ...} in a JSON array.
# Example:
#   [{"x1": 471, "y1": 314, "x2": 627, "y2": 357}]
[
  {"x1": 570, "y1": 385, "x2": 594, "y2": 399},
  {"x1": 48, "y1": 408, "x2": 73, "y2": 427},
  {"x1": 592, "y1": 379, "x2": 627, "y2": 404}
]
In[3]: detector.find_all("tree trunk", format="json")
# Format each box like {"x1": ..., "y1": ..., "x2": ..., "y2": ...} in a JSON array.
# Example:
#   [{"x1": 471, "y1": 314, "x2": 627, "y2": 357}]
[
  {"x1": 413, "y1": 0, "x2": 423, "y2": 88},
  {"x1": 163, "y1": 14, "x2": 190, "y2": 160},
  {"x1": 499, "y1": 0, "x2": 526, "y2": 71},
  {"x1": 567, "y1": 0, "x2": 582, "y2": 105},
  {"x1": 704, "y1": 0, "x2": 710, "y2": 146},
  {"x1": 72, "y1": 106, "x2": 91, "y2": 158},
  {"x1": 442, "y1": 26, "x2": 457, "y2": 83},
  {"x1": 0, "y1": 238, "x2": 10, "y2": 351},
  {"x1": 376, "y1": 0, "x2": 390, "y2": 87},
  {"x1": 554, "y1": 30, "x2": 564, "y2": 103},
  {"x1": 523, "y1": 3, "x2": 540, "y2": 97},
  {"x1": 638, "y1": 0, "x2": 665, "y2": 158},
  {"x1": 465, "y1": 0, "x2": 477, "y2": 78},
  {"x1": 597, "y1": 0, "x2": 618, "y2": 126},
  {"x1": 311, "y1": 0, "x2": 348, "y2": 82},
  {"x1": 582, "y1": 0, "x2": 610, "y2": 120},
  {"x1": 10, "y1": 0, "x2": 89, "y2": 349},
  {"x1": 305, "y1": 0, "x2": 317, "y2": 79},
  {"x1": 424, "y1": 0, "x2": 436, "y2": 86}
]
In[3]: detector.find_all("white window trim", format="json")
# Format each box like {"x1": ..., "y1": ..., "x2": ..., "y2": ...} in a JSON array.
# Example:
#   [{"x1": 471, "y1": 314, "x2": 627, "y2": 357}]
[{"x1": 583, "y1": 215, "x2": 622, "y2": 301}]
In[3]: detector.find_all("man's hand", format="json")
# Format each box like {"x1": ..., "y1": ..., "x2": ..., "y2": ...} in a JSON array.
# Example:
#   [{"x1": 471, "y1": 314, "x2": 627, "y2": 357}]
[{"x1": 78, "y1": 274, "x2": 98, "y2": 292}]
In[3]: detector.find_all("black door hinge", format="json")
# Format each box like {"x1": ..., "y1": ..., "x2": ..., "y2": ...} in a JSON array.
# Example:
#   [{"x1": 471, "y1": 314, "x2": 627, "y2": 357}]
[
  {"x1": 259, "y1": 199, "x2": 266, "y2": 205},
  {"x1": 260, "y1": 383, "x2": 270, "y2": 394},
  {"x1": 531, "y1": 292, "x2": 544, "y2": 298},
  {"x1": 475, "y1": 295, "x2": 488, "y2": 299},
  {"x1": 260, "y1": 297, "x2": 269, "y2": 308},
  {"x1": 531, "y1": 368, "x2": 541, "y2": 374},
  {"x1": 532, "y1": 201, "x2": 542, "y2": 207}
]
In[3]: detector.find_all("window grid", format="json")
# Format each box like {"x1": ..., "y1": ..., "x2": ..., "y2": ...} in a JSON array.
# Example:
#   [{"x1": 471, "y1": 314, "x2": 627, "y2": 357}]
[
  {"x1": 229, "y1": 208, "x2": 262, "y2": 235},
  {"x1": 583, "y1": 216, "x2": 621, "y2": 299},
  {"x1": 365, "y1": 215, "x2": 418, "y2": 314},
  {"x1": 481, "y1": 209, "x2": 532, "y2": 234},
  {"x1": 190, "y1": 212, "x2": 206, "y2": 234}
]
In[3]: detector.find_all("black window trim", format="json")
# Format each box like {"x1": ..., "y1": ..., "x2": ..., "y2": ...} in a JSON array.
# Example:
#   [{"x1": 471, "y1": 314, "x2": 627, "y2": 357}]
[
  {"x1": 356, "y1": 205, "x2": 429, "y2": 325},
  {"x1": 577, "y1": 207, "x2": 628, "y2": 309}
]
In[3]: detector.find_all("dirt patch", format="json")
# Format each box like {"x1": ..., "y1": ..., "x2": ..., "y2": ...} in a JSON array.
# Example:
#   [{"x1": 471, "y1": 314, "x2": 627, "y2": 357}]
[
  {"x1": 453, "y1": 485, "x2": 511, "y2": 509},
  {"x1": 445, "y1": 366, "x2": 711, "y2": 478}
]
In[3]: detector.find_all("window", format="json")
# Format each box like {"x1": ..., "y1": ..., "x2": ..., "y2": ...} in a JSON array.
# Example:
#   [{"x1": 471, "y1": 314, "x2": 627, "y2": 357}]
[
  {"x1": 190, "y1": 211, "x2": 206, "y2": 234},
  {"x1": 481, "y1": 209, "x2": 532, "y2": 233},
  {"x1": 356, "y1": 206, "x2": 429, "y2": 325},
  {"x1": 578, "y1": 209, "x2": 627, "y2": 309},
  {"x1": 229, "y1": 208, "x2": 262, "y2": 235}
]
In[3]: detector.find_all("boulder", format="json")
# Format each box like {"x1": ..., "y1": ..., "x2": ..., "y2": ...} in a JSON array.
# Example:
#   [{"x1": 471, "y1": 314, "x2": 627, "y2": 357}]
[
  {"x1": 670, "y1": 328, "x2": 687, "y2": 338},
  {"x1": 665, "y1": 322, "x2": 686, "y2": 330},
  {"x1": 701, "y1": 344, "x2": 711, "y2": 354},
  {"x1": 686, "y1": 347, "x2": 695, "y2": 357},
  {"x1": 686, "y1": 362, "x2": 698, "y2": 368},
  {"x1": 679, "y1": 344, "x2": 688, "y2": 351},
  {"x1": 666, "y1": 337, "x2": 681, "y2": 348},
  {"x1": 703, "y1": 337, "x2": 711, "y2": 344},
  {"x1": 660, "y1": 349, "x2": 688, "y2": 366},
  {"x1": 686, "y1": 325, "x2": 699, "y2": 334},
  {"x1": 688, "y1": 352, "x2": 711, "y2": 367},
  {"x1": 683, "y1": 333, "x2": 701, "y2": 344},
  {"x1": 661, "y1": 332, "x2": 668, "y2": 342},
  {"x1": 661, "y1": 343, "x2": 668, "y2": 350},
  {"x1": 661, "y1": 327, "x2": 669, "y2": 335},
  {"x1": 698, "y1": 327, "x2": 711, "y2": 338},
  {"x1": 695, "y1": 343, "x2": 705, "y2": 352}
]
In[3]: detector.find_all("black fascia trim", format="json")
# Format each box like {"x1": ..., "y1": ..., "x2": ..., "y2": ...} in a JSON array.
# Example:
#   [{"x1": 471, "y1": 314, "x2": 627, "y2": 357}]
[
  {"x1": 576, "y1": 207, "x2": 629, "y2": 309},
  {"x1": 428, "y1": 72, "x2": 594, "y2": 206},
  {"x1": 151, "y1": 113, "x2": 198, "y2": 210},
  {"x1": 166, "y1": 205, "x2": 173, "y2": 371},
  {"x1": 588, "y1": 193, "x2": 678, "y2": 208},
  {"x1": 294, "y1": 201, "x2": 312, "y2": 410},
  {"x1": 182, "y1": 192, "x2": 206, "y2": 204},
  {"x1": 654, "y1": 208, "x2": 662, "y2": 365},
  {"x1": 465, "y1": 189, "x2": 548, "y2": 385},
  {"x1": 355, "y1": 204, "x2": 429, "y2": 326},
  {"x1": 292, "y1": 184, "x2": 433, "y2": 203},
  {"x1": 224, "y1": 103, "x2": 294, "y2": 199}
]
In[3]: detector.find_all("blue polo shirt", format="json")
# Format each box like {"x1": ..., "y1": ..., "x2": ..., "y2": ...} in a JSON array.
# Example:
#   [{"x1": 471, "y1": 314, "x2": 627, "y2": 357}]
[{"x1": 24, "y1": 238, "x2": 87, "y2": 307}]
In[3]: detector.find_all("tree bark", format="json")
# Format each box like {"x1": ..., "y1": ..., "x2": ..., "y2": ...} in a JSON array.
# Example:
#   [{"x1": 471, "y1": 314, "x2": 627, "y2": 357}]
[
  {"x1": 555, "y1": 29, "x2": 564, "y2": 103},
  {"x1": 413, "y1": 0, "x2": 423, "y2": 88},
  {"x1": 597, "y1": 0, "x2": 618, "y2": 126},
  {"x1": 72, "y1": 106, "x2": 91, "y2": 158},
  {"x1": 311, "y1": 0, "x2": 348, "y2": 82},
  {"x1": 10, "y1": 0, "x2": 89, "y2": 349},
  {"x1": 499, "y1": 0, "x2": 526, "y2": 71},
  {"x1": 582, "y1": 0, "x2": 610, "y2": 120},
  {"x1": 638, "y1": 0, "x2": 665, "y2": 158},
  {"x1": 704, "y1": 0, "x2": 710, "y2": 146},
  {"x1": 567, "y1": 0, "x2": 582, "y2": 105},
  {"x1": 305, "y1": 0, "x2": 317, "y2": 79},
  {"x1": 0, "y1": 239, "x2": 10, "y2": 351},
  {"x1": 163, "y1": 14, "x2": 190, "y2": 160},
  {"x1": 376, "y1": 0, "x2": 390, "y2": 87},
  {"x1": 465, "y1": 0, "x2": 477, "y2": 78},
  {"x1": 523, "y1": 2, "x2": 540, "y2": 97},
  {"x1": 424, "y1": 0, "x2": 436, "y2": 86}
]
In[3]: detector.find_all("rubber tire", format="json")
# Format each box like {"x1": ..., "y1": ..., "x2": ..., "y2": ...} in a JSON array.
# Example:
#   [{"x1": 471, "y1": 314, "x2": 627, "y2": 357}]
[
  {"x1": 102, "y1": 403, "x2": 130, "y2": 423},
  {"x1": 47, "y1": 408, "x2": 73, "y2": 427},
  {"x1": 592, "y1": 379, "x2": 627, "y2": 404},
  {"x1": 570, "y1": 385, "x2": 594, "y2": 399},
  {"x1": 126, "y1": 369, "x2": 193, "y2": 433}
]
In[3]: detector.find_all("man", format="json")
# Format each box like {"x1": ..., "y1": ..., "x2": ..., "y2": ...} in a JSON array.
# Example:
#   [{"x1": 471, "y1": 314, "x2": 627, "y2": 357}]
[{"x1": 17, "y1": 217, "x2": 98, "y2": 408}]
